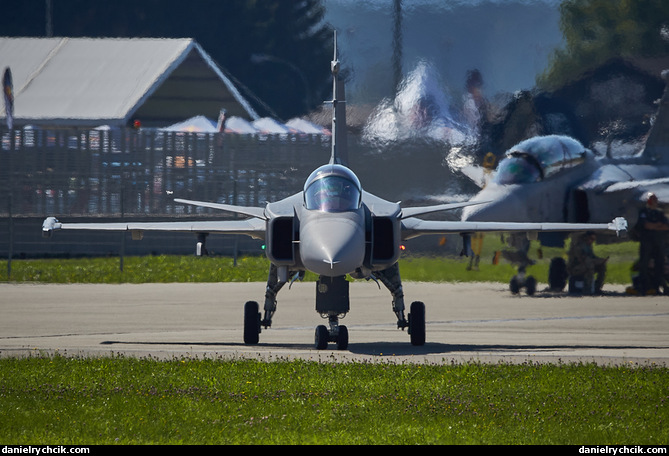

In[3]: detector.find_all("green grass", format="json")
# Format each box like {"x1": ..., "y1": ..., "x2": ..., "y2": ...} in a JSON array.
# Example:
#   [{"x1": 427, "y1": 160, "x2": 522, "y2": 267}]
[
  {"x1": 0, "y1": 238, "x2": 639, "y2": 284},
  {"x1": 0, "y1": 355, "x2": 666, "y2": 445}
]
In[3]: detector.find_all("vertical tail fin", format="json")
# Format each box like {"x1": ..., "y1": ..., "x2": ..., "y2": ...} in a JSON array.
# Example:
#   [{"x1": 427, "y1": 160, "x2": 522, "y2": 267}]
[
  {"x1": 329, "y1": 30, "x2": 348, "y2": 166},
  {"x1": 641, "y1": 70, "x2": 669, "y2": 163}
]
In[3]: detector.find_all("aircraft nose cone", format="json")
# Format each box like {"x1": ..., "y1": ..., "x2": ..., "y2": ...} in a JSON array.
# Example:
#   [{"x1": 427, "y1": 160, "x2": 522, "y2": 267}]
[{"x1": 300, "y1": 215, "x2": 365, "y2": 277}]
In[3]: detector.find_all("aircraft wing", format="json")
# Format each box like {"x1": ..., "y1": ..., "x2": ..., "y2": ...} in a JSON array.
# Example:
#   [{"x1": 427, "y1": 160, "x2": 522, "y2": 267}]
[
  {"x1": 42, "y1": 217, "x2": 266, "y2": 240},
  {"x1": 174, "y1": 198, "x2": 267, "y2": 220},
  {"x1": 41, "y1": 197, "x2": 271, "y2": 240},
  {"x1": 401, "y1": 200, "x2": 490, "y2": 218},
  {"x1": 601, "y1": 177, "x2": 669, "y2": 206},
  {"x1": 401, "y1": 217, "x2": 627, "y2": 240}
]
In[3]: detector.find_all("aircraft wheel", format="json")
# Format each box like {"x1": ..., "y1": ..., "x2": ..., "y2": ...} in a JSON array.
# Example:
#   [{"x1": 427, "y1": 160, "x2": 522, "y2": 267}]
[
  {"x1": 548, "y1": 257, "x2": 567, "y2": 291},
  {"x1": 243, "y1": 301, "x2": 261, "y2": 345},
  {"x1": 315, "y1": 325, "x2": 329, "y2": 350},
  {"x1": 337, "y1": 325, "x2": 349, "y2": 350},
  {"x1": 408, "y1": 301, "x2": 426, "y2": 346},
  {"x1": 526, "y1": 276, "x2": 537, "y2": 296},
  {"x1": 509, "y1": 276, "x2": 520, "y2": 294}
]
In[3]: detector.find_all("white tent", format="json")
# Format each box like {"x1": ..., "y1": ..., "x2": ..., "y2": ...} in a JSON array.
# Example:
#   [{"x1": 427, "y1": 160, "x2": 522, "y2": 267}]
[
  {"x1": 286, "y1": 117, "x2": 330, "y2": 135},
  {"x1": 159, "y1": 115, "x2": 329, "y2": 136},
  {"x1": 252, "y1": 117, "x2": 292, "y2": 134},
  {"x1": 161, "y1": 115, "x2": 218, "y2": 133},
  {"x1": 224, "y1": 116, "x2": 258, "y2": 134}
]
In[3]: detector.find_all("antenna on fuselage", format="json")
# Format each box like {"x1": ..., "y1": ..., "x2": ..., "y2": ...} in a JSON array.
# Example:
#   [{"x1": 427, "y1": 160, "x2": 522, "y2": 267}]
[{"x1": 329, "y1": 30, "x2": 348, "y2": 167}]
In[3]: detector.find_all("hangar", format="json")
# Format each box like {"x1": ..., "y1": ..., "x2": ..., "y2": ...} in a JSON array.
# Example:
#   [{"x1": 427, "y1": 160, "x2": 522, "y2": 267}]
[{"x1": 0, "y1": 37, "x2": 261, "y2": 128}]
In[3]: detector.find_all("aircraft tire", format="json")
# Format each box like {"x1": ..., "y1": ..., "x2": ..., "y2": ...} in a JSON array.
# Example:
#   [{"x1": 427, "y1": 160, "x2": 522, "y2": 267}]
[
  {"x1": 408, "y1": 301, "x2": 426, "y2": 346},
  {"x1": 510, "y1": 276, "x2": 520, "y2": 294},
  {"x1": 526, "y1": 276, "x2": 537, "y2": 296},
  {"x1": 315, "y1": 325, "x2": 329, "y2": 350},
  {"x1": 243, "y1": 301, "x2": 261, "y2": 345},
  {"x1": 548, "y1": 257, "x2": 568, "y2": 291},
  {"x1": 337, "y1": 325, "x2": 349, "y2": 350}
]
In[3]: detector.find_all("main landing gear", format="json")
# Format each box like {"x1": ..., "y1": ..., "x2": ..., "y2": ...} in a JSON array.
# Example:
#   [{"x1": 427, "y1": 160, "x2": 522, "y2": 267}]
[
  {"x1": 495, "y1": 232, "x2": 537, "y2": 296},
  {"x1": 242, "y1": 264, "x2": 426, "y2": 349},
  {"x1": 375, "y1": 263, "x2": 425, "y2": 346}
]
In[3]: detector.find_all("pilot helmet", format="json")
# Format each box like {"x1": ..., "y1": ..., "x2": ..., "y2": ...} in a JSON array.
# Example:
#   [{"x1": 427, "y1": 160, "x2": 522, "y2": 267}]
[{"x1": 645, "y1": 192, "x2": 658, "y2": 205}]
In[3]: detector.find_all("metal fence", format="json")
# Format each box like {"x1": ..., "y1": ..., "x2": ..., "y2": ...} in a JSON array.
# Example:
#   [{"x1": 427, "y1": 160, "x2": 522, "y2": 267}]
[{"x1": 1, "y1": 127, "x2": 332, "y2": 217}]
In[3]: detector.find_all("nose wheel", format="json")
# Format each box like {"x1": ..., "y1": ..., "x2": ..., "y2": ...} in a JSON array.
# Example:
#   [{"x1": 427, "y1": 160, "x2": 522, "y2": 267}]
[
  {"x1": 315, "y1": 317, "x2": 349, "y2": 350},
  {"x1": 509, "y1": 269, "x2": 537, "y2": 296}
]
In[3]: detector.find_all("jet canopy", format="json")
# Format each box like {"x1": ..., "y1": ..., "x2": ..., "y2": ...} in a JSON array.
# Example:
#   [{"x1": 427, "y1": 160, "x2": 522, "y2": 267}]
[
  {"x1": 304, "y1": 164, "x2": 362, "y2": 212},
  {"x1": 494, "y1": 135, "x2": 590, "y2": 185}
]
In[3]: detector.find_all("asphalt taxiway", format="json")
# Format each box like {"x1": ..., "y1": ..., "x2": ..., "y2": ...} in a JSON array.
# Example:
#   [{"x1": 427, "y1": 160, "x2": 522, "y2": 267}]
[{"x1": 1, "y1": 281, "x2": 667, "y2": 365}]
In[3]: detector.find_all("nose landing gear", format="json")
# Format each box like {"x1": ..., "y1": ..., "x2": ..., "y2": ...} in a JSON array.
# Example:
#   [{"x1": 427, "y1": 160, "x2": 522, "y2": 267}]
[{"x1": 315, "y1": 318, "x2": 349, "y2": 350}]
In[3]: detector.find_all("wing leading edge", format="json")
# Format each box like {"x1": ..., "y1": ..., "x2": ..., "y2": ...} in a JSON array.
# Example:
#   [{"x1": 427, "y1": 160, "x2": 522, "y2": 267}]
[
  {"x1": 401, "y1": 217, "x2": 628, "y2": 240},
  {"x1": 42, "y1": 216, "x2": 266, "y2": 240}
]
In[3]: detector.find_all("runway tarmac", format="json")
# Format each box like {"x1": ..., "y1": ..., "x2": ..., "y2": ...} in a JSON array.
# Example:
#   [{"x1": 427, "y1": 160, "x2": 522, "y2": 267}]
[{"x1": 1, "y1": 281, "x2": 668, "y2": 366}]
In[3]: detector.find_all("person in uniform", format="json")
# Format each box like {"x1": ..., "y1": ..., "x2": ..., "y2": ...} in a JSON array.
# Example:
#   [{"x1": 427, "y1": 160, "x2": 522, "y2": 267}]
[
  {"x1": 567, "y1": 231, "x2": 608, "y2": 294},
  {"x1": 636, "y1": 192, "x2": 669, "y2": 295}
]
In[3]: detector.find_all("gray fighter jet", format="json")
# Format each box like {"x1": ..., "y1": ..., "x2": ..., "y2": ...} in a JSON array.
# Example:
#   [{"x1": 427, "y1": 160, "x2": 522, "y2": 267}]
[
  {"x1": 41, "y1": 33, "x2": 627, "y2": 349},
  {"x1": 458, "y1": 70, "x2": 669, "y2": 292},
  {"x1": 461, "y1": 70, "x2": 669, "y2": 227}
]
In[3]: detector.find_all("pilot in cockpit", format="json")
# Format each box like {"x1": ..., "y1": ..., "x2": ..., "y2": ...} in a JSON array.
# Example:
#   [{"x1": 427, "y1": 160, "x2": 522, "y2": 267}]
[
  {"x1": 304, "y1": 165, "x2": 362, "y2": 213},
  {"x1": 493, "y1": 135, "x2": 590, "y2": 185}
]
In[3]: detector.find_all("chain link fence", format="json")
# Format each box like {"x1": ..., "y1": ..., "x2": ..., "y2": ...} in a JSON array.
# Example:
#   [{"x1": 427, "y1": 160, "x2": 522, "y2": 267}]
[{"x1": 1, "y1": 127, "x2": 332, "y2": 217}]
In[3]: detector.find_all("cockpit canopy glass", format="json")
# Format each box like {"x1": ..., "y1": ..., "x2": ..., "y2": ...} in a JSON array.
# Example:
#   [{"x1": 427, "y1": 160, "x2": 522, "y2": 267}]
[
  {"x1": 493, "y1": 135, "x2": 589, "y2": 185},
  {"x1": 494, "y1": 155, "x2": 542, "y2": 184},
  {"x1": 304, "y1": 164, "x2": 362, "y2": 212}
]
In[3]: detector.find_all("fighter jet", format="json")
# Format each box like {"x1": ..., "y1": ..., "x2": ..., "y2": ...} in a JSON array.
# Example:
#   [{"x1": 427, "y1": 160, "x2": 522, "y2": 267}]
[
  {"x1": 462, "y1": 68, "x2": 669, "y2": 226},
  {"x1": 41, "y1": 32, "x2": 627, "y2": 350},
  {"x1": 458, "y1": 70, "x2": 669, "y2": 291}
]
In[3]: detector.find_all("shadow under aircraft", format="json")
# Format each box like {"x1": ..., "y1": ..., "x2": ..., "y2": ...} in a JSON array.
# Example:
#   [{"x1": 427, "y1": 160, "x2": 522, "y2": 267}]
[{"x1": 41, "y1": 32, "x2": 627, "y2": 350}]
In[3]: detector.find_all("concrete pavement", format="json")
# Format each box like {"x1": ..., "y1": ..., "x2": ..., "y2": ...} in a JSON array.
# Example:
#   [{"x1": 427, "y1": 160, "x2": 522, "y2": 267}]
[{"x1": 1, "y1": 281, "x2": 667, "y2": 365}]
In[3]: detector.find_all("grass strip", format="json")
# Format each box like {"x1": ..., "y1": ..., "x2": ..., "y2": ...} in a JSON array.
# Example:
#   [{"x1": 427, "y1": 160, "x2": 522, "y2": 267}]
[
  {"x1": 0, "y1": 355, "x2": 666, "y2": 445},
  {"x1": 0, "y1": 239, "x2": 639, "y2": 284}
]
